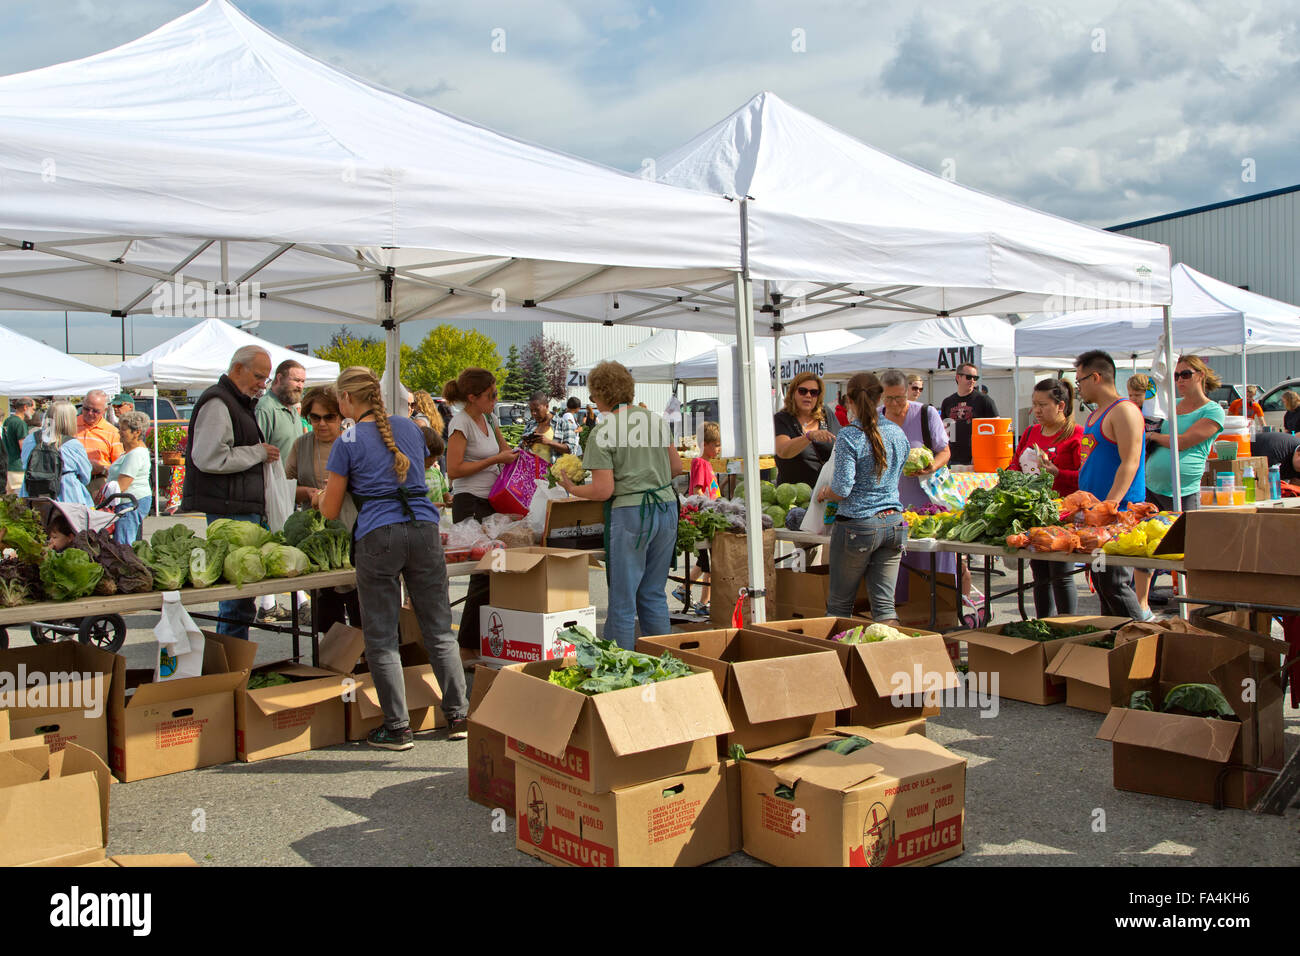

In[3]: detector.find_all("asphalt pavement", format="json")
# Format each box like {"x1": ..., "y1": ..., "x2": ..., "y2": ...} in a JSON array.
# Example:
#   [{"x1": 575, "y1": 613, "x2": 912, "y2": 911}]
[{"x1": 85, "y1": 517, "x2": 1300, "y2": 866}]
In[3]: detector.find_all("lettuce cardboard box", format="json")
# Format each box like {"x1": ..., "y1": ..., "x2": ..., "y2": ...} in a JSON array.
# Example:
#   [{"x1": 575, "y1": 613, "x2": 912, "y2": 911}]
[
  {"x1": 514, "y1": 762, "x2": 731, "y2": 867},
  {"x1": 0, "y1": 738, "x2": 197, "y2": 867},
  {"x1": 752, "y1": 617, "x2": 958, "y2": 728},
  {"x1": 109, "y1": 635, "x2": 248, "y2": 782},
  {"x1": 1095, "y1": 622, "x2": 1285, "y2": 809},
  {"x1": 960, "y1": 616, "x2": 1130, "y2": 706},
  {"x1": 636, "y1": 629, "x2": 854, "y2": 754},
  {"x1": 474, "y1": 546, "x2": 596, "y2": 613},
  {"x1": 471, "y1": 657, "x2": 732, "y2": 794},
  {"x1": 207, "y1": 626, "x2": 363, "y2": 762},
  {"x1": 740, "y1": 729, "x2": 966, "y2": 868},
  {"x1": 347, "y1": 641, "x2": 446, "y2": 740},
  {"x1": 1154, "y1": 508, "x2": 1300, "y2": 604},
  {"x1": 479, "y1": 605, "x2": 597, "y2": 663},
  {"x1": 467, "y1": 664, "x2": 515, "y2": 812},
  {"x1": 0, "y1": 641, "x2": 121, "y2": 765}
]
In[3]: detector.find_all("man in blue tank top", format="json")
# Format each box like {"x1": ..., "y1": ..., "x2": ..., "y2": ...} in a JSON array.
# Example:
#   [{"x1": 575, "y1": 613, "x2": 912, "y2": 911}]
[{"x1": 1074, "y1": 350, "x2": 1147, "y2": 620}]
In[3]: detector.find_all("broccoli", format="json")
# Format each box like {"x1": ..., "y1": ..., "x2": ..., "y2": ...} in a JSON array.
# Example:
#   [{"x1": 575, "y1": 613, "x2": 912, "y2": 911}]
[{"x1": 283, "y1": 509, "x2": 325, "y2": 547}]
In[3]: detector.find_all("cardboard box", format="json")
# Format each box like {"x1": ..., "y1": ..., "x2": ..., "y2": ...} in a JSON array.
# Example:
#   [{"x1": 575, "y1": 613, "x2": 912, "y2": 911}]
[
  {"x1": 1095, "y1": 625, "x2": 1285, "y2": 809},
  {"x1": 0, "y1": 739, "x2": 111, "y2": 866},
  {"x1": 636, "y1": 629, "x2": 854, "y2": 753},
  {"x1": 514, "y1": 762, "x2": 731, "y2": 867},
  {"x1": 740, "y1": 731, "x2": 966, "y2": 867},
  {"x1": 347, "y1": 641, "x2": 446, "y2": 740},
  {"x1": 751, "y1": 617, "x2": 959, "y2": 728},
  {"x1": 474, "y1": 546, "x2": 594, "y2": 613},
  {"x1": 1202, "y1": 455, "x2": 1270, "y2": 489},
  {"x1": 0, "y1": 642, "x2": 121, "y2": 765},
  {"x1": 960, "y1": 616, "x2": 1130, "y2": 705},
  {"x1": 467, "y1": 664, "x2": 515, "y2": 811},
  {"x1": 896, "y1": 567, "x2": 963, "y2": 631},
  {"x1": 479, "y1": 605, "x2": 597, "y2": 663},
  {"x1": 544, "y1": 498, "x2": 606, "y2": 551},
  {"x1": 774, "y1": 566, "x2": 868, "y2": 617},
  {"x1": 1043, "y1": 633, "x2": 1121, "y2": 714},
  {"x1": 473, "y1": 657, "x2": 732, "y2": 794},
  {"x1": 1154, "y1": 509, "x2": 1300, "y2": 604},
  {"x1": 109, "y1": 637, "x2": 247, "y2": 782},
  {"x1": 723, "y1": 758, "x2": 743, "y2": 854},
  {"x1": 208, "y1": 627, "x2": 361, "y2": 762}
]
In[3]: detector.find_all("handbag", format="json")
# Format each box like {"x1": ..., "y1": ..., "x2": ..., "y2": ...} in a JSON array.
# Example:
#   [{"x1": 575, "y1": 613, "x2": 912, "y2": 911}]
[{"x1": 488, "y1": 449, "x2": 550, "y2": 516}]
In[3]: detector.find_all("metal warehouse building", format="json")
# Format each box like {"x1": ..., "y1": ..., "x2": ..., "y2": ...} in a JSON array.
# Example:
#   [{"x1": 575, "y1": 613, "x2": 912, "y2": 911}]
[{"x1": 1109, "y1": 184, "x2": 1300, "y2": 388}]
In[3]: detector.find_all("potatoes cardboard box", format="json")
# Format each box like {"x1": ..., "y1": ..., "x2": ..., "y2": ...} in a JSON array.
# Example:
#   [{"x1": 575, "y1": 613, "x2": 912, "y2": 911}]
[
  {"x1": 348, "y1": 641, "x2": 446, "y2": 740},
  {"x1": 514, "y1": 762, "x2": 731, "y2": 867},
  {"x1": 479, "y1": 605, "x2": 597, "y2": 663},
  {"x1": 636, "y1": 629, "x2": 854, "y2": 753},
  {"x1": 1095, "y1": 625, "x2": 1285, "y2": 809},
  {"x1": 109, "y1": 636, "x2": 247, "y2": 782},
  {"x1": 0, "y1": 641, "x2": 121, "y2": 765},
  {"x1": 740, "y1": 731, "x2": 966, "y2": 868},
  {"x1": 473, "y1": 657, "x2": 732, "y2": 794},
  {"x1": 474, "y1": 546, "x2": 595, "y2": 613},
  {"x1": 208, "y1": 626, "x2": 362, "y2": 762},
  {"x1": 0, "y1": 739, "x2": 111, "y2": 866},
  {"x1": 1154, "y1": 508, "x2": 1300, "y2": 604},
  {"x1": 752, "y1": 617, "x2": 958, "y2": 728},
  {"x1": 467, "y1": 664, "x2": 515, "y2": 811},
  {"x1": 959, "y1": 616, "x2": 1130, "y2": 705}
]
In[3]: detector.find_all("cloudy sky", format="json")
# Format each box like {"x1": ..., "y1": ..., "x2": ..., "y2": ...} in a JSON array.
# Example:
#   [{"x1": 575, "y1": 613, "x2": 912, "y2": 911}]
[{"x1": 2, "y1": 0, "x2": 1298, "y2": 354}]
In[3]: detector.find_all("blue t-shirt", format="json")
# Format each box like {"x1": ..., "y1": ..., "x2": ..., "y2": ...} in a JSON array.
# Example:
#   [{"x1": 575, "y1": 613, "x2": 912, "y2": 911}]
[
  {"x1": 326, "y1": 416, "x2": 438, "y2": 541},
  {"x1": 829, "y1": 419, "x2": 910, "y2": 518}
]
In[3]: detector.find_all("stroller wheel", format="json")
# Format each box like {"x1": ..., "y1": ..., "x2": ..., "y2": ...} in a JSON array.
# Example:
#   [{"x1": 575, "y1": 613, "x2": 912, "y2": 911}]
[
  {"x1": 79, "y1": 615, "x2": 127, "y2": 654},
  {"x1": 0, "y1": 628, "x2": 7, "y2": 650},
  {"x1": 29, "y1": 621, "x2": 70, "y2": 644}
]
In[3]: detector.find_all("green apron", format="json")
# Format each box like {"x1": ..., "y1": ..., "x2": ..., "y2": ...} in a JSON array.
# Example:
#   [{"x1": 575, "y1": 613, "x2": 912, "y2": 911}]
[{"x1": 602, "y1": 480, "x2": 678, "y2": 582}]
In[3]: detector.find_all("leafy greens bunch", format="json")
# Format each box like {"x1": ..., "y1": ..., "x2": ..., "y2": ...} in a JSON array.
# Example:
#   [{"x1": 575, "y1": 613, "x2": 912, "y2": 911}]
[{"x1": 547, "y1": 626, "x2": 692, "y2": 695}]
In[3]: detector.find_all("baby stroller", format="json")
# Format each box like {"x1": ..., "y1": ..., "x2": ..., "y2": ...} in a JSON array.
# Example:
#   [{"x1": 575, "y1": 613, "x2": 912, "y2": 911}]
[{"x1": 0, "y1": 495, "x2": 140, "y2": 653}]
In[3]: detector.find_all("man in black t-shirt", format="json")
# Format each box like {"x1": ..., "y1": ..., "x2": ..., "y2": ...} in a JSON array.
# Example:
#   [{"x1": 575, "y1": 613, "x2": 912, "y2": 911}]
[
  {"x1": 939, "y1": 362, "x2": 998, "y2": 466},
  {"x1": 1251, "y1": 431, "x2": 1300, "y2": 481}
]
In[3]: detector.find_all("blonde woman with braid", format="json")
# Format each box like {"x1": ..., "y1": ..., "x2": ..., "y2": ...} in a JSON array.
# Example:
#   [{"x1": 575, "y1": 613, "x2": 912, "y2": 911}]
[
  {"x1": 320, "y1": 366, "x2": 468, "y2": 750},
  {"x1": 817, "y1": 372, "x2": 911, "y2": 623}
]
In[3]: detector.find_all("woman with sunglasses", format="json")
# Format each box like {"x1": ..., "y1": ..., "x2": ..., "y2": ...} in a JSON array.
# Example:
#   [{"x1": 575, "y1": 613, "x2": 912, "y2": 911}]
[
  {"x1": 774, "y1": 372, "x2": 838, "y2": 489},
  {"x1": 1133, "y1": 355, "x2": 1224, "y2": 618},
  {"x1": 285, "y1": 385, "x2": 361, "y2": 632}
]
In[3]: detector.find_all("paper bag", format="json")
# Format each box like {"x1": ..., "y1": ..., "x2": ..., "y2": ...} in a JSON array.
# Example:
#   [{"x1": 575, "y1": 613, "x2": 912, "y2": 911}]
[
  {"x1": 799, "y1": 448, "x2": 835, "y2": 536},
  {"x1": 264, "y1": 458, "x2": 296, "y2": 533},
  {"x1": 154, "y1": 591, "x2": 205, "y2": 683},
  {"x1": 709, "y1": 529, "x2": 776, "y2": 626}
]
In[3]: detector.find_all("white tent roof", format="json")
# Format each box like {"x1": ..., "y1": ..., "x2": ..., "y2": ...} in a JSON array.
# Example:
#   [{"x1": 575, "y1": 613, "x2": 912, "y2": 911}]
[
  {"x1": 673, "y1": 329, "x2": 872, "y2": 381},
  {"x1": 107, "y1": 319, "x2": 338, "y2": 389},
  {"x1": 0, "y1": 324, "x2": 120, "y2": 395},
  {"x1": 1013, "y1": 263, "x2": 1300, "y2": 361},
  {"x1": 0, "y1": 0, "x2": 739, "y2": 326},
  {"x1": 574, "y1": 329, "x2": 727, "y2": 383}
]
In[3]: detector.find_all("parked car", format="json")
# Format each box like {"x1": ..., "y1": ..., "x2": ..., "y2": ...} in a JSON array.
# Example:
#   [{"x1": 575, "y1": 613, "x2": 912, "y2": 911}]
[
  {"x1": 494, "y1": 402, "x2": 529, "y2": 427},
  {"x1": 1206, "y1": 383, "x2": 1263, "y2": 413},
  {"x1": 1259, "y1": 379, "x2": 1300, "y2": 430}
]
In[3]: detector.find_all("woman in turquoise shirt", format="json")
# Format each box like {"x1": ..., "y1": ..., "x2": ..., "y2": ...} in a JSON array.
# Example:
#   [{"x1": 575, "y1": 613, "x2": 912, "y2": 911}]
[{"x1": 1136, "y1": 355, "x2": 1224, "y2": 616}]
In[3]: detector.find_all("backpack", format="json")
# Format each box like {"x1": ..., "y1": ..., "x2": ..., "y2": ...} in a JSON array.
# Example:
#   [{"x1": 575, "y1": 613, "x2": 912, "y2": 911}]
[
  {"x1": 23, "y1": 438, "x2": 63, "y2": 497},
  {"x1": 920, "y1": 404, "x2": 936, "y2": 451}
]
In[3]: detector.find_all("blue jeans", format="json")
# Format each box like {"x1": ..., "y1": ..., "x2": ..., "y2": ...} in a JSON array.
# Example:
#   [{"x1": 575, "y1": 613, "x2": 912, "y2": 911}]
[
  {"x1": 207, "y1": 513, "x2": 263, "y2": 640},
  {"x1": 605, "y1": 501, "x2": 676, "y2": 650},
  {"x1": 828, "y1": 513, "x2": 908, "y2": 621},
  {"x1": 112, "y1": 496, "x2": 151, "y2": 546}
]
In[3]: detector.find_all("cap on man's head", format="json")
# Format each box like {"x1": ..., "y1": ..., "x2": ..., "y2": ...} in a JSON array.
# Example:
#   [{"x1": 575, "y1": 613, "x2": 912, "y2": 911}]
[{"x1": 111, "y1": 393, "x2": 133, "y2": 406}]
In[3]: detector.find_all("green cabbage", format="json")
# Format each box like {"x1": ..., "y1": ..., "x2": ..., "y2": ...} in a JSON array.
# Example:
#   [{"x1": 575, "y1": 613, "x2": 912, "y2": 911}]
[
  {"x1": 1161, "y1": 683, "x2": 1236, "y2": 719},
  {"x1": 261, "y1": 543, "x2": 312, "y2": 578},
  {"x1": 151, "y1": 523, "x2": 197, "y2": 552},
  {"x1": 207, "y1": 518, "x2": 272, "y2": 551},
  {"x1": 793, "y1": 482, "x2": 813, "y2": 507},
  {"x1": 188, "y1": 538, "x2": 229, "y2": 588},
  {"x1": 39, "y1": 548, "x2": 105, "y2": 601},
  {"x1": 223, "y1": 545, "x2": 266, "y2": 587},
  {"x1": 775, "y1": 484, "x2": 797, "y2": 509}
]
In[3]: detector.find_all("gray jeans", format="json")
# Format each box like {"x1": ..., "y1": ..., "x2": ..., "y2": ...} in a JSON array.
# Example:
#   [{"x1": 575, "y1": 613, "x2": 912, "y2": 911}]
[
  {"x1": 355, "y1": 520, "x2": 468, "y2": 729},
  {"x1": 828, "y1": 512, "x2": 908, "y2": 620}
]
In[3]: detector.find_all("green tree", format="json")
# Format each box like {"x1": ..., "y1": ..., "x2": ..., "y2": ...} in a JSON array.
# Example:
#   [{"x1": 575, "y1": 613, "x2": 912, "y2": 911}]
[
  {"x1": 314, "y1": 326, "x2": 412, "y2": 381},
  {"x1": 500, "y1": 344, "x2": 529, "y2": 402},
  {"x1": 405, "y1": 325, "x2": 502, "y2": 395}
]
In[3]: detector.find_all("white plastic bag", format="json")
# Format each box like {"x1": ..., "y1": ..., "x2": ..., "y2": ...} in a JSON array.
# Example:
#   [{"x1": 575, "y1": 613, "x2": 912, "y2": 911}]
[
  {"x1": 446, "y1": 517, "x2": 485, "y2": 550},
  {"x1": 482, "y1": 511, "x2": 523, "y2": 540},
  {"x1": 524, "y1": 480, "x2": 569, "y2": 538},
  {"x1": 799, "y1": 448, "x2": 836, "y2": 536},
  {"x1": 154, "y1": 591, "x2": 205, "y2": 683},
  {"x1": 264, "y1": 458, "x2": 296, "y2": 533}
]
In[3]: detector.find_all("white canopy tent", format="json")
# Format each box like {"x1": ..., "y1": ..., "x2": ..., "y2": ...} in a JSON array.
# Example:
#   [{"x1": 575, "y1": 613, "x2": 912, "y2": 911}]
[
  {"x1": 570, "y1": 329, "x2": 728, "y2": 385},
  {"x1": 107, "y1": 319, "x2": 339, "y2": 389},
  {"x1": 0, "y1": 324, "x2": 120, "y2": 396}
]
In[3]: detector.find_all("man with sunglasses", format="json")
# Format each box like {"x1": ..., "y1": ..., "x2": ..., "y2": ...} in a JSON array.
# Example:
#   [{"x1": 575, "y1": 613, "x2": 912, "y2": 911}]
[{"x1": 940, "y1": 363, "x2": 997, "y2": 466}]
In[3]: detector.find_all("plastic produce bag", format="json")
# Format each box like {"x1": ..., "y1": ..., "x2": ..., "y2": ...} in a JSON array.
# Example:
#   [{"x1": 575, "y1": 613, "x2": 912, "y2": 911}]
[
  {"x1": 153, "y1": 591, "x2": 205, "y2": 683},
  {"x1": 446, "y1": 518, "x2": 485, "y2": 550},
  {"x1": 482, "y1": 511, "x2": 523, "y2": 541},
  {"x1": 799, "y1": 448, "x2": 836, "y2": 536},
  {"x1": 264, "y1": 458, "x2": 297, "y2": 533},
  {"x1": 524, "y1": 480, "x2": 569, "y2": 538}
]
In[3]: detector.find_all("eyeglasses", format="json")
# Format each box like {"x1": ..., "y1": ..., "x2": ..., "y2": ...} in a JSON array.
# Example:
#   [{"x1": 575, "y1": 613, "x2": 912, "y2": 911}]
[
  {"x1": 884, "y1": 394, "x2": 909, "y2": 403},
  {"x1": 1174, "y1": 370, "x2": 1196, "y2": 380},
  {"x1": 958, "y1": 373, "x2": 980, "y2": 381},
  {"x1": 908, "y1": 385, "x2": 923, "y2": 392},
  {"x1": 308, "y1": 413, "x2": 339, "y2": 423},
  {"x1": 796, "y1": 387, "x2": 820, "y2": 397}
]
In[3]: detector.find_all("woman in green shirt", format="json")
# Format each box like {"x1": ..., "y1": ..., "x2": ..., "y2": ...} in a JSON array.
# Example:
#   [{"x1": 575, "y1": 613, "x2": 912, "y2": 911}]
[
  {"x1": 1136, "y1": 354, "x2": 1224, "y2": 617},
  {"x1": 558, "y1": 361, "x2": 682, "y2": 649}
]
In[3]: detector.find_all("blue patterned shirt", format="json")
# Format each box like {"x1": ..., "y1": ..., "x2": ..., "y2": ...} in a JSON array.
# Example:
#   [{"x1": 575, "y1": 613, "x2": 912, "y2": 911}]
[{"x1": 829, "y1": 418, "x2": 909, "y2": 518}]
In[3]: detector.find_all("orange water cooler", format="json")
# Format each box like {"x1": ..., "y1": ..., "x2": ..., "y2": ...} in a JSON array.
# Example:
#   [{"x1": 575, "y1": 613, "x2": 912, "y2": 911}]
[{"x1": 972, "y1": 418, "x2": 1014, "y2": 472}]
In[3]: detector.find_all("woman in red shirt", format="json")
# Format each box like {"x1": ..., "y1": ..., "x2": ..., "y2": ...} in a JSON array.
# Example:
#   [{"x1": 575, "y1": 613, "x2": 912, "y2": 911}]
[{"x1": 1010, "y1": 378, "x2": 1083, "y2": 616}]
